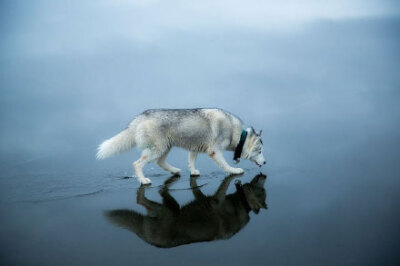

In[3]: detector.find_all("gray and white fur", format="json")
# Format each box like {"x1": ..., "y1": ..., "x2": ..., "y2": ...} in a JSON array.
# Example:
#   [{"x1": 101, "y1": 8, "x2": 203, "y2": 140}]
[{"x1": 97, "y1": 108, "x2": 266, "y2": 184}]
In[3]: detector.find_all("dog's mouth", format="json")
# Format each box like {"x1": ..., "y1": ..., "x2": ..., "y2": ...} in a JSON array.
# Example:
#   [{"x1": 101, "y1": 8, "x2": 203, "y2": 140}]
[{"x1": 256, "y1": 162, "x2": 262, "y2": 168}]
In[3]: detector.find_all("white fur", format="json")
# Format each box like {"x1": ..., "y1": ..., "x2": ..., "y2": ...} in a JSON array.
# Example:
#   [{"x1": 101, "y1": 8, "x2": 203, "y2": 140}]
[{"x1": 96, "y1": 128, "x2": 136, "y2": 159}]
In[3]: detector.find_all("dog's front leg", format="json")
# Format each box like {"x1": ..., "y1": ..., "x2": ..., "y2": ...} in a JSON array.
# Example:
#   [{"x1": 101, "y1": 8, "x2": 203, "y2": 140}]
[
  {"x1": 209, "y1": 149, "x2": 244, "y2": 175},
  {"x1": 188, "y1": 151, "x2": 200, "y2": 176},
  {"x1": 214, "y1": 175, "x2": 236, "y2": 201}
]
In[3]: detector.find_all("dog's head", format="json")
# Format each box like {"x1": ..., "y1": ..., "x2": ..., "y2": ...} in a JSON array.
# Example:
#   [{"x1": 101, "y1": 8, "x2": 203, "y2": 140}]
[
  {"x1": 242, "y1": 173, "x2": 267, "y2": 214},
  {"x1": 242, "y1": 127, "x2": 266, "y2": 167}
]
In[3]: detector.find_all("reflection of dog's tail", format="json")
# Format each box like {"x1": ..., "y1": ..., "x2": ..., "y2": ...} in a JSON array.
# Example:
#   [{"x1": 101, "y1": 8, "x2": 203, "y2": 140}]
[
  {"x1": 105, "y1": 210, "x2": 144, "y2": 235},
  {"x1": 96, "y1": 128, "x2": 136, "y2": 159}
]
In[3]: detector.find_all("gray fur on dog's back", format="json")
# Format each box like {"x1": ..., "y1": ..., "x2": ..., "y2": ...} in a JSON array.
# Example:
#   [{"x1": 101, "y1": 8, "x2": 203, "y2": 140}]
[{"x1": 134, "y1": 108, "x2": 242, "y2": 152}]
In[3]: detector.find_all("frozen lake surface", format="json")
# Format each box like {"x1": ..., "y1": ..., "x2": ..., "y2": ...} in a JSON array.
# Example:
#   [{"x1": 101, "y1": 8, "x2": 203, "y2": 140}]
[
  {"x1": 1, "y1": 116, "x2": 399, "y2": 265},
  {"x1": 0, "y1": 10, "x2": 399, "y2": 266}
]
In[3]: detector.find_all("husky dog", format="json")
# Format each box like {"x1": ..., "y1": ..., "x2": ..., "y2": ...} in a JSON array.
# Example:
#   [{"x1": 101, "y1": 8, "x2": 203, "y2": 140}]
[
  {"x1": 106, "y1": 174, "x2": 267, "y2": 248},
  {"x1": 97, "y1": 108, "x2": 266, "y2": 184}
]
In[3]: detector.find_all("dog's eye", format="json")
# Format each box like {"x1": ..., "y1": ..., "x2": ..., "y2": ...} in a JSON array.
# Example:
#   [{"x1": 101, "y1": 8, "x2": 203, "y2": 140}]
[{"x1": 259, "y1": 151, "x2": 261, "y2": 154}]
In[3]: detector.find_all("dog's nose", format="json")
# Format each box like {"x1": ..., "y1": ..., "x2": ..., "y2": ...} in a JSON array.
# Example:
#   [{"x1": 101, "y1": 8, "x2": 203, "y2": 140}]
[{"x1": 263, "y1": 161, "x2": 266, "y2": 165}]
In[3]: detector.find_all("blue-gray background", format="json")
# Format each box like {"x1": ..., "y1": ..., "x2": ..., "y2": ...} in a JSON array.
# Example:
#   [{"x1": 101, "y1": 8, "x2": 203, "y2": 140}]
[{"x1": 0, "y1": 1, "x2": 399, "y2": 265}]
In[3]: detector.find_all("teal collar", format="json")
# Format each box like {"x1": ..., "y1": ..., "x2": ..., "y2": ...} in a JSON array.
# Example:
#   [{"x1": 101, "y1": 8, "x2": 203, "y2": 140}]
[{"x1": 234, "y1": 130, "x2": 247, "y2": 163}]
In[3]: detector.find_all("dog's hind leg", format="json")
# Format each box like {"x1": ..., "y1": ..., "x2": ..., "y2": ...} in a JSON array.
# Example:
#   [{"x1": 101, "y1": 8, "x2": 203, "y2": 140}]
[
  {"x1": 159, "y1": 187, "x2": 180, "y2": 214},
  {"x1": 133, "y1": 148, "x2": 161, "y2": 184},
  {"x1": 157, "y1": 150, "x2": 181, "y2": 175},
  {"x1": 137, "y1": 185, "x2": 166, "y2": 217},
  {"x1": 188, "y1": 151, "x2": 200, "y2": 176},
  {"x1": 209, "y1": 149, "x2": 244, "y2": 175}
]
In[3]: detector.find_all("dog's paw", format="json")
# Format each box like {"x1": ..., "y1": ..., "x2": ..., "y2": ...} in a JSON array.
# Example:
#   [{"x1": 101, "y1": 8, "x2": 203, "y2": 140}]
[
  {"x1": 231, "y1": 168, "x2": 244, "y2": 175},
  {"x1": 170, "y1": 167, "x2": 181, "y2": 175},
  {"x1": 190, "y1": 169, "x2": 200, "y2": 176},
  {"x1": 140, "y1": 177, "x2": 152, "y2": 185}
]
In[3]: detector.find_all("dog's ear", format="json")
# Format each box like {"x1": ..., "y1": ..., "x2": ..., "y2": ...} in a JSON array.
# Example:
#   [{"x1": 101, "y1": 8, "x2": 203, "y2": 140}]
[
  {"x1": 261, "y1": 202, "x2": 268, "y2": 209},
  {"x1": 251, "y1": 127, "x2": 256, "y2": 135},
  {"x1": 258, "y1": 130, "x2": 262, "y2": 136}
]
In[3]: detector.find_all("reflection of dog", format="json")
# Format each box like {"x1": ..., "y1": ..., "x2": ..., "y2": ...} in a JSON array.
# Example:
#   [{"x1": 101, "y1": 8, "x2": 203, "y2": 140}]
[
  {"x1": 105, "y1": 174, "x2": 267, "y2": 248},
  {"x1": 97, "y1": 108, "x2": 266, "y2": 184}
]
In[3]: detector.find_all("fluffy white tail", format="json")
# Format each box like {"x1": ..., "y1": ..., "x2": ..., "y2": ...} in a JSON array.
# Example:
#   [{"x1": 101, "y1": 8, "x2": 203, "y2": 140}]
[{"x1": 96, "y1": 128, "x2": 135, "y2": 159}]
